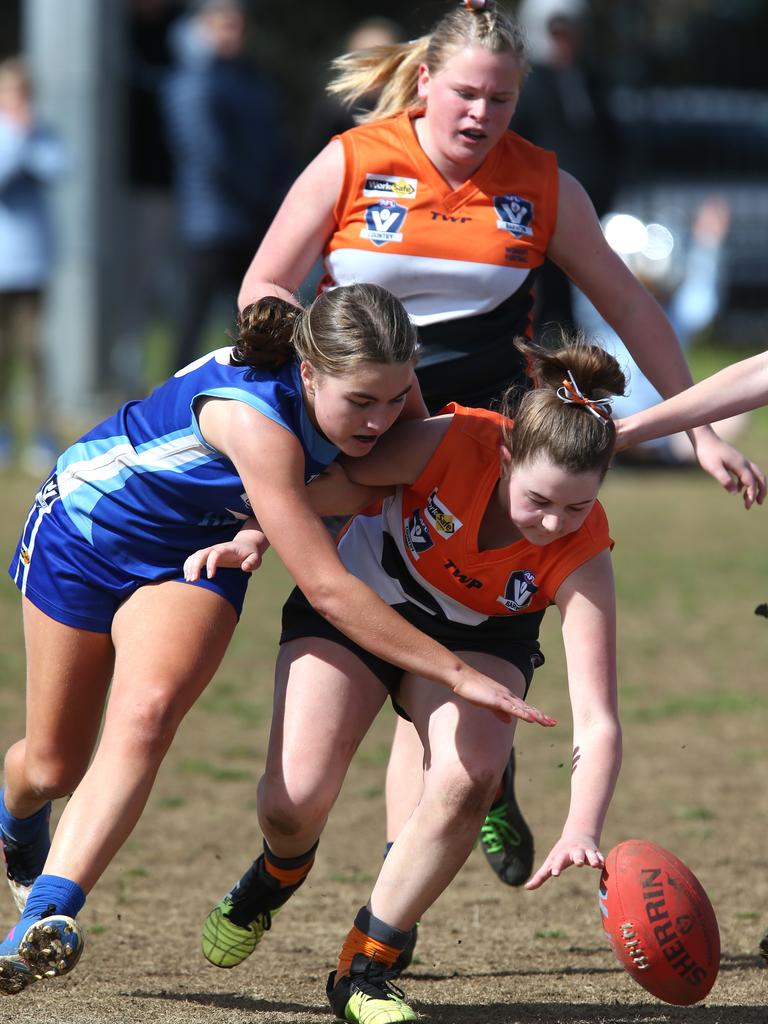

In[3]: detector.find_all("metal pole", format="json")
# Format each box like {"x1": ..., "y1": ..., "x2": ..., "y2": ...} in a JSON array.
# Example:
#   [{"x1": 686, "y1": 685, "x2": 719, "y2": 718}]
[{"x1": 23, "y1": 0, "x2": 124, "y2": 423}]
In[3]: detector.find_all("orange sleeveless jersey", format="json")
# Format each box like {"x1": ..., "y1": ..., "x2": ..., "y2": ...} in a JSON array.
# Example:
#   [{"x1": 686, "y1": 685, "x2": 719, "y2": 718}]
[
  {"x1": 337, "y1": 405, "x2": 613, "y2": 629},
  {"x1": 320, "y1": 110, "x2": 559, "y2": 331}
]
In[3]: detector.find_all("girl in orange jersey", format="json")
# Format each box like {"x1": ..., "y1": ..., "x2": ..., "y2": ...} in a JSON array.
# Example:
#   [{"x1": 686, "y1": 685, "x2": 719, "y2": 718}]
[
  {"x1": 233, "y1": 0, "x2": 763, "y2": 895},
  {"x1": 191, "y1": 336, "x2": 625, "y2": 1022}
]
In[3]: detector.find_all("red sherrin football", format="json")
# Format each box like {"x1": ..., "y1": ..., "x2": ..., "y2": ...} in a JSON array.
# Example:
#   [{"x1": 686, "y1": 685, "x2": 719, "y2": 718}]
[{"x1": 598, "y1": 839, "x2": 720, "y2": 1005}]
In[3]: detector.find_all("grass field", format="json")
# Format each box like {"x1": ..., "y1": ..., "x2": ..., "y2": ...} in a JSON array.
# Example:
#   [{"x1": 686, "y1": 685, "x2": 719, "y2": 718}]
[{"x1": 0, "y1": 345, "x2": 766, "y2": 1023}]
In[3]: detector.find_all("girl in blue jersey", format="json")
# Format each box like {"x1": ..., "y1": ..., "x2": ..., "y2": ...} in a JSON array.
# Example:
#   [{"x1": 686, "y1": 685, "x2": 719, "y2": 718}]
[{"x1": 0, "y1": 282, "x2": 553, "y2": 997}]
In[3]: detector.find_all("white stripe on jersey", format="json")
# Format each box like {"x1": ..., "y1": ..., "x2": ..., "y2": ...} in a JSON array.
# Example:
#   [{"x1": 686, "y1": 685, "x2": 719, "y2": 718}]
[
  {"x1": 57, "y1": 433, "x2": 212, "y2": 500},
  {"x1": 326, "y1": 249, "x2": 530, "y2": 325},
  {"x1": 338, "y1": 494, "x2": 489, "y2": 627}
]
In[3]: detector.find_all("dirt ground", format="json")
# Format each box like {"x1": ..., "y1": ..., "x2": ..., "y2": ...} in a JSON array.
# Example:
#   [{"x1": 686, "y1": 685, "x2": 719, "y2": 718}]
[{"x1": 1, "y1": 463, "x2": 767, "y2": 1024}]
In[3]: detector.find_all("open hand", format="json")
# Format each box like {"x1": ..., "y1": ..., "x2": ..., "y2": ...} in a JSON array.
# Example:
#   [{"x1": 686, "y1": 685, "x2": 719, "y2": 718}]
[
  {"x1": 525, "y1": 833, "x2": 605, "y2": 890},
  {"x1": 691, "y1": 430, "x2": 766, "y2": 509},
  {"x1": 453, "y1": 673, "x2": 557, "y2": 727}
]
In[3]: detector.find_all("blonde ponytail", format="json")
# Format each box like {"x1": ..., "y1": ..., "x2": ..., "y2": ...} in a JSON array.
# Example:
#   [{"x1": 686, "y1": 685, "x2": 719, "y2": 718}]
[
  {"x1": 328, "y1": 38, "x2": 429, "y2": 124},
  {"x1": 327, "y1": 2, "x2": 527, "y2": 125}
]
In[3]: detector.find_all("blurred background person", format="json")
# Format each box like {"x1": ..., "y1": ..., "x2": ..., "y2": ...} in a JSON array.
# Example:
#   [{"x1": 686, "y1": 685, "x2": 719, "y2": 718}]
[
  {"x1": 111, "y1": 0, "x2": 185, "y2": 397},
  {"x1": 0, "y1": 55, "x2": 68, "y2": 475},
  {"x1": 303, "y1": 15, "x2": 405, "y2": 162},
  {"x1": 299, "y1": 13, "x2": 404, "y2": 302},
  {"x1": 513, "y1": 0, "x2": 622, "y2": 335},
  {"x1": 161, "y1": 0, "x2": 291, "y2": 372},
  {"x1": 573, "y1": 196, "x2": 748, "y2": 464}
]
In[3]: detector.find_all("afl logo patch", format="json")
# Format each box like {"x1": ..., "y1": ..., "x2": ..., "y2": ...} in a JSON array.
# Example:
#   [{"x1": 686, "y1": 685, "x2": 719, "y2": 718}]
[
  {"x1": 363, "y1": 174, "x2": 418, "y2": 199},
  {"x1": 361, "y1": 200, "x2": 408, "y2": 246},
  {"x1": 424, "y1": 489, "x2": 462, "y2": 538},
  {"x1": 497, "y1": 569, "x2": 538, "y2": 612},
  {"x1": 404, "y1": 507, "x2": 433, "y2": 559},
  {"x1": 494, "y1": 194, "x2": 534, "y2": 238}
]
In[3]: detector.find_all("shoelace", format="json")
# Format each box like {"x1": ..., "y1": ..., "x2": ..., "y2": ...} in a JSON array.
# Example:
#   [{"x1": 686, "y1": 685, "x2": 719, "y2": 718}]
[
  {"x1": 355, "y1": 959, "x2": 407, "y2": 1002},
  {"x1": 480, "y1": 803, "x2": 523, "y2": 854}
]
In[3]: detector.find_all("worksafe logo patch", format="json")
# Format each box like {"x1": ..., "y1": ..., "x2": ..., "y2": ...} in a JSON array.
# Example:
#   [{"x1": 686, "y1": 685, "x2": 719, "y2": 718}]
[
  {"x1": 424, "y1": 489, "x2": 462, "y2": 538},
  {"x1": 363, "y1": 174, "x2": 418, "y2": 199}
]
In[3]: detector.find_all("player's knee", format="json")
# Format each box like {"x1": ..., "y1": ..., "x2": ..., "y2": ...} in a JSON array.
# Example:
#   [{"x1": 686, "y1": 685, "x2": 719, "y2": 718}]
[
  {"x1": 115, "y1": 691, "x2": 184, "y2": 760},
  {"x1": 259, "y1": 794, "x2": 319, "y2": 839},
  {"x1": 427, "y1": 760, "x2": 499, "y2": 823},
  {"x1": 23, "y1": 753, "x2": 87, "y2": 799},
  {"x1": 258, "y1": 775, "x2": 331, "y2": 839}
]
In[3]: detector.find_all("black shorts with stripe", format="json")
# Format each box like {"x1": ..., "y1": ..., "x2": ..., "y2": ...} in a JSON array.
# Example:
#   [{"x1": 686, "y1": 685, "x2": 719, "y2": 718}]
[{"x1": 279, "y1": 586, "x2": 545, "y2": 719}]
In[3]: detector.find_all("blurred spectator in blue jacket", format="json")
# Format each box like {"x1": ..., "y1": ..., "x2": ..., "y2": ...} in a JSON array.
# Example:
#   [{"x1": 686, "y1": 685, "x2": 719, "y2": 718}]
[
  {"x1": 162, "y1": 0, "x2": 290, "y2": 371},
  {"x1": 0, "y1": 56, "x2": 69, "y2": 474},
  {"x1": 573, "y1": 197, "x2": 747, "y2": 463},
  {"x1": 113, "y1": 0, "x2": 185, "y2": 397}
]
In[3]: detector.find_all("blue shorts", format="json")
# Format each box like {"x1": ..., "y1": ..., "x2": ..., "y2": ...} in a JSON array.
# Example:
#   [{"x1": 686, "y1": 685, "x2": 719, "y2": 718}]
[{"x1": 8, "y1": 478, "x2": 250, "y2": 633}]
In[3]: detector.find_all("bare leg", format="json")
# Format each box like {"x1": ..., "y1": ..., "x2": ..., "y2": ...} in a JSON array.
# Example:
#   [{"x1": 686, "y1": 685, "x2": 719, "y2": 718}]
[
  {"x1": 369, "y1": 652, "x2": 524, "y2": 930},
  {"x1": 0, "y1": 600, "x2": 114, "y2": 991},
  {"x1": 258, "y1": 638, "x2": 388, "y2": 859},
  {"x1": 44, "y1": 581, "x2": 236, "y2": 891},
  {"x1": 384, "y1": 717, "x2": 425, "y2": 845},
  {"x1": 3, "y1": 597, "x2": 115, "y2": 819},
  {"x1": 200, "y1": 638, "x2": 390, "y2": 972}
]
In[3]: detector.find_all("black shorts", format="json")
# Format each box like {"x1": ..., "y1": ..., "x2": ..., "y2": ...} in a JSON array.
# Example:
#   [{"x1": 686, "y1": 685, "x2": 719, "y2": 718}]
[{"x1": 280, "y1": 587, "x2": 544, "y2": 720}]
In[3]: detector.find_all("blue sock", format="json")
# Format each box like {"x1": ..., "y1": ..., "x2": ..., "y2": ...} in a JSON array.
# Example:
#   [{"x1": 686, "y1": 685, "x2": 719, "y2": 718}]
[
  {"x1": 383, "y1": 840, "x2": 394, "y2": 859},
  {"x1": 0, "y1": 787, "x2": 51, "y2": 843},
  {"x1": 21, "y1": 874, "x2": 86, "y2": 926}
]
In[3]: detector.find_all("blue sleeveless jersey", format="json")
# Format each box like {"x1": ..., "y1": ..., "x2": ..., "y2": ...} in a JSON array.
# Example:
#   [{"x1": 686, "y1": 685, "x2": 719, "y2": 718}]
[{"x1": 50, "y1": 349, "x2": 339, "y2": 577}]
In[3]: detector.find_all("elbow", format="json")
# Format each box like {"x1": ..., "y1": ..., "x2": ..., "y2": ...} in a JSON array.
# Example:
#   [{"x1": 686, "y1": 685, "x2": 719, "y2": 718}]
[
  {"x1": 238, "y1": 276, "x2": 285, "y2": 312},
  {"x1": 237, "y1": 271, "x2": 268, "y2": 312},
  {"x1": 608, "y1": 721, "x2": 623, "y2": 776},
  {"x1": 237, "y1": 281, "x2": 253, "y2": 313},
  {"x1": 576, "y1": 716, "x2": 622, "y2": 766},
  {"x1": 601, "y1": 717, "x2": 623, "y2": 759},
  {"x1": 301, "y1": 578, "x2": 349, "y2": 627}
]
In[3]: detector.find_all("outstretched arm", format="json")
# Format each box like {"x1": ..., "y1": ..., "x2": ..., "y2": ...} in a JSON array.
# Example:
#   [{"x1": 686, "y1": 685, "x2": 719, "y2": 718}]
[
  {"x1": 198, "y1": 399, "x2": 555, "y2": 727},
  {"x1": 182, "y1": 415, "x2": 447, "y2": 583},
  {"x1": 526, "y1": 549, "x2": 622, "y2": 890},
  {"x1": 615, "y1": 352, "x2": 767, "y2": 508},
  {"x1": 182, "y1": 462, "x2": 392, "y2": 582},
  {"x1": 616, "y1": 351, "x2": 768, "y2": 443}
]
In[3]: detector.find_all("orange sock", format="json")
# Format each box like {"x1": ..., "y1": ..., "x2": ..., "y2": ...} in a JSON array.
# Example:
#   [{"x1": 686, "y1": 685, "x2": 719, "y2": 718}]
[
  {"x1": 334, "y1": 906, "x2": 413, "y2": 982},
  {"x1": 262, "y1": 841, "x2": 317, "y2": 888},
  {"x1": 336, "y1": 925, "x2": 401, "y2": 979}
]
